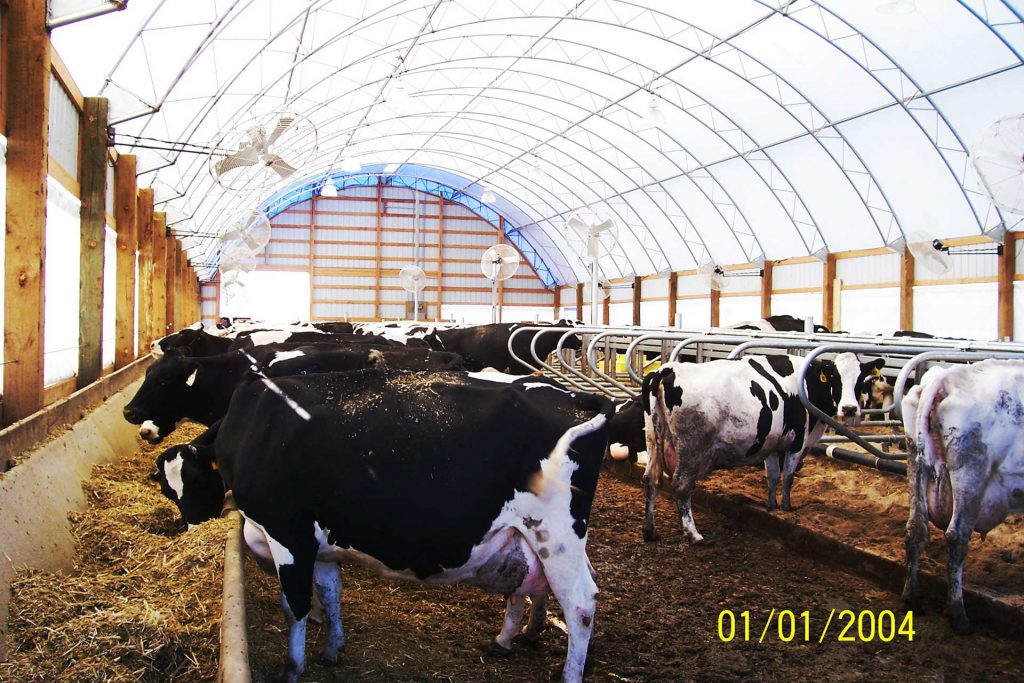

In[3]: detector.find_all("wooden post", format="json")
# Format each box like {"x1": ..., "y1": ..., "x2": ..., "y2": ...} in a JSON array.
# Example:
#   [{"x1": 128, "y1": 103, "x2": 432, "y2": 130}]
[
  {"x1": 2, "y1": 0, "x2": 50, "y2": 424},
  {"x1": 900, "y1": 249, "x2": 914, "y2": 331},
  {"x1": 760, "y1": 260, "x2": 773, "y2": 319},
  {"x1": 135, "y1": 188, "x2": 154, "y2": 351},
  {"x1": 165, "y1": 234, "x2": 177, "y2": 335},
  {"x1": 667, "y1": 273, "x2": 678, "y2": 327},
  {"x1": 114, "y1": 155, "x2": 138, "y2": 369},
  {"x1": 151, "y1": 212, "x2": 167, "y2": 342},
  {"x1": 77, "y1": 98, "x2": 109, "y2": 389},
  {"x1": 822, "y1": 253, "x2": 837, "y2": 330},
  {"x1": 575, "y1": 283, "x2": 583, "y2": 322},
  {"x1": 710, "y1": 287, "x2": 721, "y2": 327},
  {"x1": 374, "y1": 178, "x2": 383, "y2": 320},
  {"x1": 602, "y1": 291, "x2": 610, "y2": 325},
  {"x1": 553, "y1": 286, "x2": 561, "y2": 321},
  {"x1": 436, "y1": 195, "x2": 444, "y2": 320},
  {"x1": 632, "y1": 276, "x2": 642, "y2": 325},
  {"x1": 174, "y1": 241, "x2": 184, "y2": 329},
  {"x1": 998, "y1": 232, "x2": 1016, "y2": 340}
]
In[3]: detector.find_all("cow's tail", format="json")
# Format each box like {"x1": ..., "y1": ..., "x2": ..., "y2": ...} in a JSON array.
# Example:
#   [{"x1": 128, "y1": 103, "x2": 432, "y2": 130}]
[
  {"x1": 641, "y1": 369, "x2": 667, "y2": 483},
  {"x1": 533, "y1": 400, "x2": 612, "y2": 502},
  {"x1": 912, "y1": 367, "x2": 951, "y2": 476}
]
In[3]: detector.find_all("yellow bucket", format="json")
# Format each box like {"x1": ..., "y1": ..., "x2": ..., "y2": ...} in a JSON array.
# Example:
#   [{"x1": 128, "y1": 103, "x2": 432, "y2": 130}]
[{"x1": 614, "y1": 355, "x2": 661, "y2": 377}]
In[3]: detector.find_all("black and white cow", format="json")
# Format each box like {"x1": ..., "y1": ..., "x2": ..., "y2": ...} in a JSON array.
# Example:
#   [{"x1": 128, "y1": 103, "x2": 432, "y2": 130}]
[
  {"x1": 640, "y1": 353, "x2": 882, "y2": 544},
  {"x1": 424, "y1": 322, "x2": 583, "y2": 374},
  {"x1": 311, "y1": 321, "x2": 355, "y2": 334},
  {"x1": 174, "y1": 368, "x2": 612, "y2": 682},
  {"x1": 901, "y1": 360, "x2": 1024, "y2": 634},
  {"x1": 151, "y1": 323, "x2": 232, "y2": 358},
  {"x1": 123, "y1": 344, "x2": 408, "y2": 442},
  {"x1": 229, "y1": 330, "x2": 409, "y2": 351},
  {"x1": 730, "y1": 314, "x2": 831, "y2": 333},
  {"x1": 151, "y1": 421, "x2": 225, "y2": 528},
  {"x1": 608, "y1": 397, "x2": 646, "y2": 462}
]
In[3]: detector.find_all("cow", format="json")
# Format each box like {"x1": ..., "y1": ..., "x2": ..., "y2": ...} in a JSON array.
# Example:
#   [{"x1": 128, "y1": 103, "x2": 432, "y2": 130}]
[
  {"x1": 151, "y1": 368, "x2": 613, "y2": 682},
  {"x1": 900, "y1": 359, "x2": 1024, "y2": 634},
  {"x1": 124, "y1": 344, "x2": 438, "y2": 443},
  {"x1": 729, "y1": 314, "x2": 831, "y2": 333},
  {"x1": 608, "y1": 397, "x2": 646, "y2": 462},
  {"x1": 151, "y1": 323, "x2": 232, "y2": 358},
  {"x1": 640, "y1": 353, "x2": 884, "y2": 544},
  {"x1": 151, "y1": 421, "x2": 225, "y2": 528},
  {"x1": 423, "y1": 322, "x2": 583, "y2": 374},
  {"x1": 312, "y1": 321, "x2": 355, "y2": 334}
]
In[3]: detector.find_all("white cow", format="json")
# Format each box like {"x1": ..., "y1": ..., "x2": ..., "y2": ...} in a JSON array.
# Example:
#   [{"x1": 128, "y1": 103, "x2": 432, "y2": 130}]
[{"x1": 901, "y1": 359, "x2": 1024, "y2": 634}]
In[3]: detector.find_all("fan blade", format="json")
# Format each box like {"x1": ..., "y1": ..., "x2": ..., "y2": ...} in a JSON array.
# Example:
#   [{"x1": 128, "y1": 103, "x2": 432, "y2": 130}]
[
  {"x1": 215, "y1": 144, "x2": 260, "y2": 176},
  {"x1": 266, "y1": 155, "x2": 297, "y2": 178},
  {"x1": 566, "y1": 216, "x2": 590, "y2": 235},
  {"x1": 266, "y1": 116, "x2": 295, "y2": 147},
  {"x1": 593, "y1": 218, "x2": 615, "y2": 232}
]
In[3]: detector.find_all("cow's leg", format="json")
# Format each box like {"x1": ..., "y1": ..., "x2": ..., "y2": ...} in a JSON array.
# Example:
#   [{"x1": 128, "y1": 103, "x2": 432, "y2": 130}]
[
  {"x1": 541, "y1": 550, "x2": 597, "y2": 683},
  {"x1": 780, "y1": 451, "x2": 803, "y2": 512},
  {"x1": 945, "y1": 462, "x2": 985, "y2": 635},
  {"x1": 764, "y1": 453, "x2": 780, "y2": 511},
  {"x1": 515, "y1": 592, "x2": 549, "y2": 644},
  {"x1": 312, "y1": 561, "x2": 345, "y2": 665},
  {"x1": 489, "y1": 595, "x2": 526, "y2": 655},
  {"x1": 671, "y1": 465, "x2": 705, "y2": 545},
  {"x1": 641, "y1": 417, "x2": 661, "y2": 542},
  {"x1": 901, "y1": 451, "x2": 929, "y2": 612}
]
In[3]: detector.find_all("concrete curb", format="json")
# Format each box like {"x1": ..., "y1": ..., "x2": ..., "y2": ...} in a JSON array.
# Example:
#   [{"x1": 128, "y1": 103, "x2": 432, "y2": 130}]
[
  {"x1": 219, "y1": 510, "x2": 251, "y2": 683},
  {"x1": 604, "y1": 460, "x2": 1024, "y2": 640}
]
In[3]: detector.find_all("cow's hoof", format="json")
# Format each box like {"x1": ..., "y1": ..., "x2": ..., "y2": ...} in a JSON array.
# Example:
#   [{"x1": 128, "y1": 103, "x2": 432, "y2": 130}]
[
  {"x1": 642, "y1": 528, "x2": 659, "y2": 543},
  {"x1": 274, "y1": 660, "x2": 303, "y2": 683},
  {"x1": 950, "y1": 616, "x2": 974, "y2": 636},
  {"x1": 486, "y1": 640, "x2": 513, "y2": 657},
  {"x1": 765, "y1": 502, "x2": 776, "y2": 511},
  {"x1": 513, "y1": 630, "x2": 543, "y2": 646},
  {"x1": 780, "y1": 503, "x2": 793, "y2": 512},
  {"x1": 690, "y1": 536, "x2": 712, "y2": 546},
  {"x1": 316, "y1": 650, "x2": 341, "y2": 666}
]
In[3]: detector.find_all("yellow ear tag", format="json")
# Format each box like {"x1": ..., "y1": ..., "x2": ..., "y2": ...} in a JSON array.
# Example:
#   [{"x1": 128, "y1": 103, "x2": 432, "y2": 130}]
[
  {"x1": 871, "y1": 367, "x2": 883, "y2": 377},
  {"x1": 819, "y1": 370, "x2": 828, "y2": 383},
  {"x1": 210, "y1": 460, "x2": 218, "y2": 471}
]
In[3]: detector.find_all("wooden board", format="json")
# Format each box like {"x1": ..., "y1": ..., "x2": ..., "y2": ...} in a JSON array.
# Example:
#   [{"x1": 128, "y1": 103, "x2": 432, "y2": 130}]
[
  {"x1": 113, "y1": 155, "x2": 137, "y2": 369},
  {"x1": 151, "y1": 213, "x2": 168, "y2": 342},
  {"x1": 77, "y1": 97, "x2": 109, "y2": 388},
  {"x1": 2, "y1": 0, "x2": 50, "y2": 425},
  {"x1": 134, "y1": 189, "x2": 154, "y2": 351},
  {"x1": 998, "y1": 232, "x2": 1016, "y2": 340},
  {"x1": 760, "y1": 260, "x2": 773, "y2": 319}
]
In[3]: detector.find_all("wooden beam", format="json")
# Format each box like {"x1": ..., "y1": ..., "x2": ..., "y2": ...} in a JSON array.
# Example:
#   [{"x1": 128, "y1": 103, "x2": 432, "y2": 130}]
[
  {"x1": 165, "y1": 234, "x2": 177, "y2": 335},
  {"x1": 308, "y1": 195, "x2": 316, "y2": 321},
  {"x1": 113, "y1": 155, "x2": 138, "y2": 368},
  {"x1": 900, "y1": 249, "x2": 914, "y2": 331},
  {"x1": 632, "y1": 276, "x2": 642, "y2": 325},
  {"x1": 77, "y1": 97, "x2": 109, "y2": 388},
  {"x1": 602, "y1": 291, "x2": 610, "y2": 326},
  {"x1": 374, "y1": 178, "x2": 383, "y2": 320},
  {"x1": 710, "y1": 287, "x2": 721, "y2": 327},
  {"x1": 998, "y1": 232, "x2": 1016, "y2": 340},
  {"x1": 436, "y1": 194, "x2": 444, "y2": 320},
  {"x1": 553, "y1": 286, "x2": 561, "y2": 320},
  {"x1": 576, "y1": 283, "x2": 583, "y2": 322},
  {"x1": 2, "y1": 0, "x2": 50, "y2": 424},
  {"x1": 667, "y1": 273, "x2": 678, "y2": 327},
  {"x1": 151, "y1": 213, "x2": 167, "y2": 342},
  {"x1": 173, "y1": 241, "x2": 183, "y2": 329},
  {"x1": 134, "y1": 188, "x2": 154, "y2": 351},
  {"x1": 822, "y1": 253, "x2": 837, "y2": 330},
  {"x1": 760, "y1": 260, "x2": 773, "y2": 319}
]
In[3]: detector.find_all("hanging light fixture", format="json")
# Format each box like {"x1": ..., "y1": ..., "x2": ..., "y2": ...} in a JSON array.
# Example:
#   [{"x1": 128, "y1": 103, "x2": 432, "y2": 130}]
[
  {"x1": 644, "y1": 94, "x2": 665, "y2": 126},
  {"x1": 481, "y1": 185, "x2": 497, "y2": 203},
  {"x1": 528, "y1": 157, "x2": 547, "y2": 181},
  {"x1": 320, "y1": 178, "x2": 339, "y2": 198},
  {"x1": 340, "y1": 156, "x2": 361, "y2": 172}
]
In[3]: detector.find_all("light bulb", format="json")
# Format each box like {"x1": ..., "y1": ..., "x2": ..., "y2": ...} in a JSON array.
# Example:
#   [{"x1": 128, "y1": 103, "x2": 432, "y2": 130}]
[
  {"x1": 645, "y1": 95, "x2": 665, "y2": 126},
  {"x1": 320, "y1": 179, "x2": 338, "y2": 197},
  {"x1": 481, "y1": 187, "x2": 497, "y2": 203}
]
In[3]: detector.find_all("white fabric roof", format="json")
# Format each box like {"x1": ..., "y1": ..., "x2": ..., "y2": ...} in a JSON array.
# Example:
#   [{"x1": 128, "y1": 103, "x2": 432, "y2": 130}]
[{"x1": 51, "y1": 0, "x2": 1024, "y2": 284}]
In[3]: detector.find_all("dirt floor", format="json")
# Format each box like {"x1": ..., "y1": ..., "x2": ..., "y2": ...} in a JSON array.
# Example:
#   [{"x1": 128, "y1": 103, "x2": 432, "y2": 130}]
[
  {"x1": 1, "y1": 423, "x2": 231, "y2": 682},
  {"x1": 245, "y1": 473, "x2": 1024, "y2": 682},
  {"x1": 700, "y1": 453, "x2": 1024, "y2": 597}
]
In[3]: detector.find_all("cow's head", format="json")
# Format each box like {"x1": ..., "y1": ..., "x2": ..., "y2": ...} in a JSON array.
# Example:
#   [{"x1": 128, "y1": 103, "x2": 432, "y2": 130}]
[
  {"x1": 859, "y1": 373, "x2": 894, "y2": 413},
  {"x1": 830, "y1": 354, "x2": 887, "y2": 419},
  {"x1": 151, "y1": 442, "x2": 224, "y2": 527},
  {"x1": 123, "y1": 349, "x2": 201, "y2": 443},
  {"x1": 151, "y1": 323, "x2": 204, "y2": 358}
]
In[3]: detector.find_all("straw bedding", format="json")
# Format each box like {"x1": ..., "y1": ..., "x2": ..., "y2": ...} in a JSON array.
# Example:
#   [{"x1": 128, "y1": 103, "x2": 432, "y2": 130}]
[{"x1": 1, "y1": 423, "x2": 231, "y2": 682}]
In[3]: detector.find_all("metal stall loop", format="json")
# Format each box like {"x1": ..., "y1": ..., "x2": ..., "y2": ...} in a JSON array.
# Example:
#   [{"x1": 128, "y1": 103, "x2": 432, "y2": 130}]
[
  {"x1": 892, "y1": 350, "x2": 1024, "y2": 421},
  {"x1": 585, "y1": 329, "x2": 653, "y2": 397},
  {"x1": 552, "y1": 328, "x2": 620, "y2": 395},
  {"x1": 793, "y1": 342, "x2": 974, "y2": 461}
]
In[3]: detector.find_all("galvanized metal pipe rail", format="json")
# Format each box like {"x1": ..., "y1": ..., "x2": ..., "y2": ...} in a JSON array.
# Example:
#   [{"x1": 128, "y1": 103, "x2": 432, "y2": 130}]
[{"x1": 892, "y1": 350, "x2": 1024, "y2": 420}]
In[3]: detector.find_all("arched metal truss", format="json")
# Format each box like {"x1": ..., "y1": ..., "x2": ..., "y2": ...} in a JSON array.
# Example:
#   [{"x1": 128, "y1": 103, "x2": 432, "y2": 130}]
[{"x1": 50, "y1": 0, "x2": 1024, "y2": 284}]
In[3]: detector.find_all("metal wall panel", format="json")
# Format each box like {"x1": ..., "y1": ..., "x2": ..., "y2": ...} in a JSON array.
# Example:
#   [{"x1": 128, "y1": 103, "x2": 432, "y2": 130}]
[
  {"x1": 836, "y1": 252, "x2": 900, "y2": 285},
  {"x1": 773, "y1": 261, "x2": 823, "y2": 289},
  {"x1": 719, "y1": 295, "x2": 761, "y2": 327},
  {"x1": 48, "y1": 74, "x2": 80, "y2": 182},
  {"x1": 677, "y1": 273, "x2": 708, "y2": 297}
]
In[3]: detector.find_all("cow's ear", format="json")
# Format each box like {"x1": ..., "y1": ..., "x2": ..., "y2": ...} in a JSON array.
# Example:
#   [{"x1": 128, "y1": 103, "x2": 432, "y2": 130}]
[
  {"x1": 870, "y1": 358, "x2": 885, "y2": 375},
  {"x1": 148, "y1": 468, "x2": 161, "y2": 482}
]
